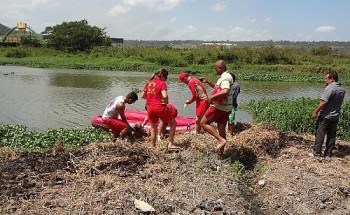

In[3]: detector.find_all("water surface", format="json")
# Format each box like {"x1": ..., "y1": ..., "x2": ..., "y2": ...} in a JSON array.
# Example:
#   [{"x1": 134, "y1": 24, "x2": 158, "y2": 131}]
[{"x1": 0, "y1": 66, "x2": 341, "y2": 131}]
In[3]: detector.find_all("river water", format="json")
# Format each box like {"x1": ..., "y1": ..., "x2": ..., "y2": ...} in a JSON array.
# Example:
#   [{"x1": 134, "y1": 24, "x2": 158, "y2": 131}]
[{"x1": 0, "y1": 65, "x2": 341, "y2": 131}]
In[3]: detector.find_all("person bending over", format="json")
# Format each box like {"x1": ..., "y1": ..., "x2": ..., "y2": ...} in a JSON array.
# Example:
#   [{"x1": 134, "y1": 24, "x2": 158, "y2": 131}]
[
  {"x1": 101, "y1": 91, "x2": 138, "y2": 141},
  {"x1": 178, "y1": 71, "x2": 209, "y2": 134}
]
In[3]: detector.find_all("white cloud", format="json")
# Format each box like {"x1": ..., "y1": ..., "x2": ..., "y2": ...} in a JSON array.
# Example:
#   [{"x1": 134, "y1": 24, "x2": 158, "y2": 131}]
[
  {"x1": 176, "y1": 25, "x2": 198, "y2": 33},
  {"x1": 173, "y1": 25, "x2": 199, "y2": 39},
  {"x1": 264, "y1": 17, "x2": 272, "y2": 23},
  {"x1": 246, "y1": 17, "x2": 256, "y2": 23},
  {"x1": 315, "y1": 25, "x2": 336, "y2": 33},
  {"x1": 107, "y1": 5, "x2": 130, "y2": 16},
  {"x1": 170, "y1": 17, "x2": 177, "y2": 23},
  {"x1": 122, "y1": 0, "x2": 182, "y2": 11},
  {"x1": 230, "y1": 26, "x2": 245, "y2": 33},
  {"x1": 211, "y1": 2, "x2": 226, "y2": 11},
  {"x1": 31, "y1": 0, "x2": 53, "y2": 5}
]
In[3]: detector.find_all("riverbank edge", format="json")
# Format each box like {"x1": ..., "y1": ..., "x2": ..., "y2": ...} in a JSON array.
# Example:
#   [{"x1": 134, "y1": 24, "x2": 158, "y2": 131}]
[{"x1": 1, "y1": 56, "x2": 350, "y2": 83}]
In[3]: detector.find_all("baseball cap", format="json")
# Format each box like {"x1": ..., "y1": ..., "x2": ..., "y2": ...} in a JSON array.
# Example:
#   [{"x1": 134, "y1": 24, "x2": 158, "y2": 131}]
[{"x1": 178, "y1": 72, "x2": 188, "y2": 82}]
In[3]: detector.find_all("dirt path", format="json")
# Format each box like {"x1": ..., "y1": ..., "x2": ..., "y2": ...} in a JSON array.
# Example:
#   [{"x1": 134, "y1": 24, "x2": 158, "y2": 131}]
[{"x1": 1, "y1": 123, "x2": 349, "y2": 214}]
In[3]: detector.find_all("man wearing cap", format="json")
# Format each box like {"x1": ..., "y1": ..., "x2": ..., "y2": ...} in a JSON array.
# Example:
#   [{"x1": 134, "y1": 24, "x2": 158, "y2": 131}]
[
  {"x1": 199, "y1": 60, "x2": 233, "y2": 155},
  {"x1": 178, "y1": 72, "x2": 210, "y2": 134}
]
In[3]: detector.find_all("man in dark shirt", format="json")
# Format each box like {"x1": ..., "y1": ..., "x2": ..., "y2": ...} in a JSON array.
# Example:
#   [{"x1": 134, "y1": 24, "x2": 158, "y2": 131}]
[{"x1": 228, "y1": 73, "x2": 240, "y2": 136}]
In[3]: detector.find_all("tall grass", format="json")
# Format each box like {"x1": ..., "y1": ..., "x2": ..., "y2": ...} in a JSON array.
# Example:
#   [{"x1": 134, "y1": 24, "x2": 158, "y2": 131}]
[
  {"x1": 242, "y1": 98, "x2": 350, "y2": 140},
  {"x1": 1, "y1": 46, "x2": 350, "y2": 77}
]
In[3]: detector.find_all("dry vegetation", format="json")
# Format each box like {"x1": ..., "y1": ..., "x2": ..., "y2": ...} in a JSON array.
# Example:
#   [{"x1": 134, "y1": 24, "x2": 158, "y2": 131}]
[{"x1": 1, "y1": 123, "x2": 349, "y2": 215}]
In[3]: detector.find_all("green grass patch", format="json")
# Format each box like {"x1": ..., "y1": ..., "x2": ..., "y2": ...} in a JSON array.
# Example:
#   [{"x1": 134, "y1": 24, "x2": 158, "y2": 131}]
[
  {"x1": 242, "y1": 98, "x2": 350, "y2": 140},
  {"x1": 0, "y1": 46, "x2": 350, "y2": 82},
  {"x1": 0, "y1": 124, "x2": 111, "y2": 152}
]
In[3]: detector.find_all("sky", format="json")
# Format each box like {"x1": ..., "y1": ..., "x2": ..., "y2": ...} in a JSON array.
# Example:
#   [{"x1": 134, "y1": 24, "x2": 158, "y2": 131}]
[{"x1": 0, "y1": 0, "x2": 349, "y2": 41}]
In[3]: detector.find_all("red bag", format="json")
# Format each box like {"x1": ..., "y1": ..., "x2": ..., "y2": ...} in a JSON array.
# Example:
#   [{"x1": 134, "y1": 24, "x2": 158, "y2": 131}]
[{"x1": 211, "y1": 87, "x2": 225, "y2": 104}]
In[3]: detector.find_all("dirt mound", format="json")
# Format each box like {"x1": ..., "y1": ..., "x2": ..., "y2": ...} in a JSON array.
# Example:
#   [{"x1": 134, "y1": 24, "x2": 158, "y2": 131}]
[{"x1": 1, "y1": 123, "x2": 349, "y2": 214}]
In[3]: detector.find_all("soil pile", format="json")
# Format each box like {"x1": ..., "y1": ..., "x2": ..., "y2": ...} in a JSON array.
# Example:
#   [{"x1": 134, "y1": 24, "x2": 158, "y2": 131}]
[{"x1": 1, "y1": 123, "x2": 349, "y2": 214}]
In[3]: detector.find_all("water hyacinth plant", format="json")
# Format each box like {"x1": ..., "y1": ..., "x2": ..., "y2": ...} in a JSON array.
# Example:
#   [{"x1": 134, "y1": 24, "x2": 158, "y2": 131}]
[{"x1": 0, "y1": 124, "x2": 111, "y2": 151}]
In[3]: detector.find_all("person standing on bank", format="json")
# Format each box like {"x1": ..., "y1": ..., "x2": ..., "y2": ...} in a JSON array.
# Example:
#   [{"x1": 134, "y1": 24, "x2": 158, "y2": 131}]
[
  {"x1": 102, "y1": 91, "x2": 138, "y2": 141},
  {"x1": 141, "y1": 103, "x2": 178, "y2": 140},
  {"x1": 200, "y1": 60, "x2": 233, "y2": 154},
  {"x1": 178, "y1": 71, "x2": 210, "y2": 134},
  {"x1": 141, "y1": 69, "x2": 180, "y2": 151},
  {"x1": 311, "y1": 71, "x2": 346, "y2": 157},
  {"x1": 228, "y1": 73, "x2": 241, "y2": 136}
]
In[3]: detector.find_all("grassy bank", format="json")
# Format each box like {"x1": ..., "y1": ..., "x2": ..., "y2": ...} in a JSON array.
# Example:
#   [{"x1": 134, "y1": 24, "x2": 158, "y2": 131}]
[
  {"x1": 1, "y1": 46, "x2": 350, "y2": 83},
  {"x1": 242, "y1": 98, "x2": 350, "y2": 141}
]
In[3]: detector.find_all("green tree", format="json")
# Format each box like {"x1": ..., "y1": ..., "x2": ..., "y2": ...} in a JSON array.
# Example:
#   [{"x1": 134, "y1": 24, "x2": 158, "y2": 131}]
[
  {"x1": 311, "y1": 45, "x2": 332, "y2": 56},
  {"x1": 20, "y1": 35, "x2": 42, "y2": 47},
  {"x1": 42, "y1": 20, "x2": 111, "y2": 52}
]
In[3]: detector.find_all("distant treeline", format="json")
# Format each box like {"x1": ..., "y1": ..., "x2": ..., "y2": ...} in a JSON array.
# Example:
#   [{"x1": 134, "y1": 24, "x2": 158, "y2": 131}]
[{"x1": 122, "y1": 40, "x2": 350, "y2": 53}]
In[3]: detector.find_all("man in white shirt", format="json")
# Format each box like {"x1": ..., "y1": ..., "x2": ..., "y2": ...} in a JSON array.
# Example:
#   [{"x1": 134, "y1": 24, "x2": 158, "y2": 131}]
[
  {"x1": 200, "y1": 60, "x2": 233, "y2": 154},
  {"x1": 102, "y1": 91, "x2": 138, "y2": 141}
]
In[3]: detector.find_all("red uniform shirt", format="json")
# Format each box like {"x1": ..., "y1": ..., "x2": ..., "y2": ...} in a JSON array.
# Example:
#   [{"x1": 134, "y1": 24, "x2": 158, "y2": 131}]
[{"x1": 143, "y1": 77, "x2": 167, "y2": 106}]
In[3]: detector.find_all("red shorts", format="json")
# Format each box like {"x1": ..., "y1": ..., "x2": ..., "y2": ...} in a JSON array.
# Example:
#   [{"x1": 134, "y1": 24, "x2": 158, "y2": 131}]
[
  {"x1": 196, "y1": 99, "x2": 210, "y2": 117},
  {"x1": 102, "y1": 118, "x2": 128, "y2": 135},
  {"x1": 167, "y1": 103, "x2": 178, "y2": 118},
  {"x1": 204, "y1": 106, "x2": 230, "y2": 125},
  {"x1": 147, "y1": 105, "x2": 174, "y2": 124}
]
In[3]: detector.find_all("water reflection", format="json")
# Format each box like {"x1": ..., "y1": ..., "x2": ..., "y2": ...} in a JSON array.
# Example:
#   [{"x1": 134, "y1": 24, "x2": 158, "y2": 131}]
[
  {"x1": 50, "y1": 73, "x2": 112, "y2": 89},
  {"x1": 0, "y1": 65, "x2": 346, "y2": 131}
]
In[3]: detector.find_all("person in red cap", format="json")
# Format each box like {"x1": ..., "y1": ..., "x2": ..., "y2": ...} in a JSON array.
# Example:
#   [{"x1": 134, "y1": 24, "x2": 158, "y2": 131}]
[
  {"x1": 141, "y1": 69, "x2": 180, "y2": 151},
  {"x1": 199, "y1": 60, "x2": 233, "y2": 155},
  {"x1": 178, "y1": 71, "x2": 209, "y2": 134}
]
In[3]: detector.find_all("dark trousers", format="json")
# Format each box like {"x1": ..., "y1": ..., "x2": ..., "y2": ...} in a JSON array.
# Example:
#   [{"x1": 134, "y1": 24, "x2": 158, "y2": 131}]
[{"x1": 314, "y1": 117, "x2": 339, "y2": 156}]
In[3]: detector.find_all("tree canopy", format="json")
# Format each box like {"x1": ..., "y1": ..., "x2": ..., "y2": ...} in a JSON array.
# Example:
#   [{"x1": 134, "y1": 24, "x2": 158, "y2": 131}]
[{"x1": 42, "y1": 20, "x2": 111, "y2": 52}]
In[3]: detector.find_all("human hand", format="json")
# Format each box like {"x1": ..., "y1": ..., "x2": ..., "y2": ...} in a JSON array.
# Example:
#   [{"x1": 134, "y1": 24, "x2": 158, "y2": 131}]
[{"x1": 199, "y1": 77, "x2": 207, "y2": 83}]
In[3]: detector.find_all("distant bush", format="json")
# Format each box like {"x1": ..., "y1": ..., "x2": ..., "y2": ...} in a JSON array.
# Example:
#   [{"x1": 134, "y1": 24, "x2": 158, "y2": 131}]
[
  {"x1": 311, "y1": 45, "x2": 332, "y2": 56},
  {"x1": 20, "y1": 35, "x2": 42, "y2": 47},
  {"x1": 4, "y1": 48, "x2": 30, "y2": 58}
]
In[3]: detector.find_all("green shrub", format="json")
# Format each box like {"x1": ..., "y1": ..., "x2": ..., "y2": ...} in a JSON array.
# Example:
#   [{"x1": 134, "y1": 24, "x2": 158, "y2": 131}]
[
  {"x1": 4, "y1": 48, "x2": 30, "y2": 58},
  {"x1": 242, "y1": 98, "x2": 350, "y2": 140}
]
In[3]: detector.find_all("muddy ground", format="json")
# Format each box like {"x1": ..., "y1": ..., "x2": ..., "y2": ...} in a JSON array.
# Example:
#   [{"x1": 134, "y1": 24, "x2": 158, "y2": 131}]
[{"x1": 1, "y1": 123, "x2": 349, "y2": 215}]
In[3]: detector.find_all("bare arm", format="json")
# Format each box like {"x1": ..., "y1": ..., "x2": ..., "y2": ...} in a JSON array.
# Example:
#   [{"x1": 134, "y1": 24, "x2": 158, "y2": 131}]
[
  {"x1": 161, "y1": 90, "x2": 169, "y2": 104},
  {"x1": 186, "y1": 84, "x2": 197, "y2": 104},
  {"x1": 200, "y1": 77, "x2": 215, "y2": 88},
  {"x1": 116, "y1": 103, "x2": 130, "y2": 126},
  {"x1": 312, "y1": 100, "x2": 327, "y2": 120},
  {"x1": 141, "y1": 91, "x2": 147, "y2": 99},
  {"x1": 210, "y1": 88, "x2": 229, "y2": 102}
]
